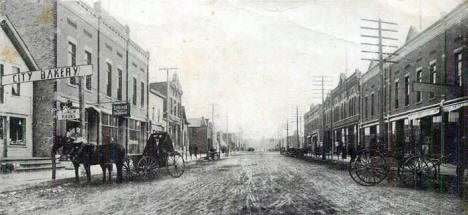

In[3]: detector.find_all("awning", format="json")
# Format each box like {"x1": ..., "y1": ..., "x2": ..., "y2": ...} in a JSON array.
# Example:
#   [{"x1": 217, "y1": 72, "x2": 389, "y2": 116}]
[
  {"x1": 408, "y1": 107, "x2": 439, "y2": 120},
  {"x1": 85, "y1": 104, "x2": 101, "y2": 113},
  {"x1": 444, "y1": 100, "x2": 468, "y2": 112}
]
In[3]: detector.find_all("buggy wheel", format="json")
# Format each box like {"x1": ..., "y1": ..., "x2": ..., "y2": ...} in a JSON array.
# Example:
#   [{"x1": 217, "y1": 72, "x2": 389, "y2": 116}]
[
  {"x1": 348, "y1": 159, "x2": 373, "y2": 186},
  {"x1": 138, "y1": 156, "x2": 158, "y2": 180},
  {"x1": 166, "y1": 152, "x2": 185, "y2": 178},
  {"x1": 123, "y1": 158, "x2": 137, "y2": 181},
  {"x1": 398, "y1": 157, "x2": 434, "y2": 188},
  {"x1": 353, "y1": 150, "x2": 387, "y2": 186}
]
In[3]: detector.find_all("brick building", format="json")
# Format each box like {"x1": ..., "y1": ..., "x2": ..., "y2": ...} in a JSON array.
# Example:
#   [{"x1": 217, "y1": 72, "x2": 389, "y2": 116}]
[
  {"x1": 384, "y1": 3, "x2": 468, "y2": 164},
  {"x1": 3, "y1": 0, "x2": 149, "y2": 156},
  {"x1": 329, "y1": 71, "x2": 361, "y2": 157},
  {"x1": 149, "y1": 73, "x2": 184, "y2": 150},
  {"x1": 304, "y1": 104, "x2": 323, "y2": 154},
  {"x1": 188, "y1": 117, "x2": 212, "y2": 154},
  {"x1": 360, "y1": 61, "x2": 386, "y2": 150}
]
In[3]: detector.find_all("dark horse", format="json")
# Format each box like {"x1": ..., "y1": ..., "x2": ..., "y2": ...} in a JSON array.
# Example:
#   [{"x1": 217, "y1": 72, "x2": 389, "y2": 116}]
[{"x1": 52, "y1": 136, "x2": 125, "y2": 183}]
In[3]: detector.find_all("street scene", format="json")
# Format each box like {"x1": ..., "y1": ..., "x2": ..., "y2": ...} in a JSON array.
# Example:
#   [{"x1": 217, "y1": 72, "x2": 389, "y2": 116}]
[
  {"x1": 1, "y1": 0, "x2": 468, "y2": 214},
  {"x1": 0, "y1": 152, "x2": 462, "y2": 215}
]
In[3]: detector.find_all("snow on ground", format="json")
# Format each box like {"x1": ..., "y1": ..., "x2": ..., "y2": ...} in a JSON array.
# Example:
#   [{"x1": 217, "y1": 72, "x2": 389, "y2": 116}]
[{"x1": 0, "y1": 152, "x2": 464, "y2": 215}]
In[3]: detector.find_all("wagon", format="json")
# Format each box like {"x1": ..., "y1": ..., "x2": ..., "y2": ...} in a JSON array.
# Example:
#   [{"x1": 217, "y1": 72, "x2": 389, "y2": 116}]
[{"x1": 123, "y1": 131, "x2": 185, "y2": 180}]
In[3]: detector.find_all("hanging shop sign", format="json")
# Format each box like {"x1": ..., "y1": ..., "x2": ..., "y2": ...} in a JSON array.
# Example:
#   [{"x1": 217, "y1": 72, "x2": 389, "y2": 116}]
[
  {"x1": 112, "y1": 103, "x2": 130, "y2": 117},
  {"x1": 1, "y1": 65, "x2": 92, "y2": 86},
  {"x1": 57, "y1": 109, "x2": 80, "y2": 120}
]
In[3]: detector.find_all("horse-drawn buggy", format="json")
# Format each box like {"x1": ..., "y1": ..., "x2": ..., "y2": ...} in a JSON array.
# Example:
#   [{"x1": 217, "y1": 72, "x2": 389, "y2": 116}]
[
  {"x1": 124, "y1": 131, "x2": 185, "y2": 180},
  {"x1": 52, "y1": 131, "x2": 184, "y2": 183}
]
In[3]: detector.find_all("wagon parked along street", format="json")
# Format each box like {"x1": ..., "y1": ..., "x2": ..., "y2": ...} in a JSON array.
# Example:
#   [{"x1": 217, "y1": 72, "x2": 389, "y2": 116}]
[{"x1": 123, "y1": 131, "x2": 185, "y2": 180}]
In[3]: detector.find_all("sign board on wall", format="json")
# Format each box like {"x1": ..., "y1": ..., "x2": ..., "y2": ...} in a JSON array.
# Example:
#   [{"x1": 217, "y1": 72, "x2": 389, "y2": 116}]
[
  {"x1": 57, "y1": 109, "x2": 80, "y2": 120},
  {"x1": 1, "y1": 65, "x2": 92, "y2": 86},
  {"x1": 112, "y1": 103, "x2": 130, "y2": 117}
]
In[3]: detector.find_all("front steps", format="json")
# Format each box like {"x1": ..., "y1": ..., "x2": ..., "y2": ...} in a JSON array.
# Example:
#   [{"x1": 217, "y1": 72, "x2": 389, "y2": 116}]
[{"x1": 1, "y1": 157, "x2": 65, "y2": 172}]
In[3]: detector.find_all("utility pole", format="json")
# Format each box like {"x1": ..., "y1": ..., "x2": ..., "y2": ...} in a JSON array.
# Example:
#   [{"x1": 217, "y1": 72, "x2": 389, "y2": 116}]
[
  {"x1": 226, "y1": 112, "x2": 229, "y2": 153},
  {"x1": 286, "y1": 119, "x2": 289, "y2": 149},
  {"x1": 321, "y1": 76, "x2": 326, "y2": 160},
  {"x1": 309, "y1": 76, "x2": 333, "y2": 160},
  {"x1": 159, "y1": 67, "x2": 177, "y2": 136},
  {"x1": 361, "y1": 18, "x2": 398, "y2": 150},
  {"x1": 296, "y1": 106, "x2": 299, "y2": 148}
]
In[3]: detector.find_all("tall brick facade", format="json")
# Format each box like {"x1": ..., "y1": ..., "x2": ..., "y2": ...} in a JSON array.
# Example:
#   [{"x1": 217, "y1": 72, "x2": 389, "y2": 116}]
[{"x1": 4, "y1": 0, "x2": 149, "y2": 157}]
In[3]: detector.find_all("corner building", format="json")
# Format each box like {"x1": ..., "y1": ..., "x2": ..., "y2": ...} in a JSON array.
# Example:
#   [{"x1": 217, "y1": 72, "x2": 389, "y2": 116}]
[{"x1": 4, "y1": 0, "x2": 149, "y2": 156}]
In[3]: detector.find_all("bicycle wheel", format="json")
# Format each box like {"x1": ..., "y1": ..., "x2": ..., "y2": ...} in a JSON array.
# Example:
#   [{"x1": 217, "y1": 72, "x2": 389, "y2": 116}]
[
  {"x1": 353, "y1": 150, "x2": 388, "y2": 186},
  {"x1": 138, "y1": 156, "x2": 159, "y2": 180},
  {"x1": 166, "y1": 152, "x2": 185, "y2": 178}
]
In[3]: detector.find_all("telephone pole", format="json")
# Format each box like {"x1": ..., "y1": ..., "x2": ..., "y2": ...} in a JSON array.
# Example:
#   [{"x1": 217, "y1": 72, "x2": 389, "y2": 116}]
[
  {"x1": 296, "y1": 106, "x2": 299, "y2": 148},
  {"x1": 286, "y1": 119, "x2": 289, "y2": 149},
  {"x1": 361, "y1": 18, "x2": 398, "y2": 149},
  {"x1": 309, "y1": 76, "x2": 333, "y2": 160}
]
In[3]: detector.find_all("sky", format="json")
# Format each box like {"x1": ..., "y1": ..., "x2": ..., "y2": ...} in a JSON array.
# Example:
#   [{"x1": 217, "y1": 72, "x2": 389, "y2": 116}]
[{"x1": 82, "y1": 0, "x2": 462, "y2": 139}]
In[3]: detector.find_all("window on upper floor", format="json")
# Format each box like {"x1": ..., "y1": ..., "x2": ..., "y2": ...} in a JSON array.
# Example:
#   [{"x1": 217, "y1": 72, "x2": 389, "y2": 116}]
[
  {"x1": 364, "y1": 96, "x2": 368, "y2": 119},
  {"x1": 429, "y1": 62, "x2": 437, "y2": 98},
  {"x1": 371, "y1": 93, "x2": 375, "y2": 116},
  {"x1": 117, "y1": 69, "x2": 123, "y2": 101},
  {"x1": 11, "y1": 67, "x2": 20, "y2": 96},
  {"x1": 106, "y1": 62, "x2": 112, "y2": 97},
  {"x1": 456, "y1": 52, "x2": 463, "y2": 87},
  {"x1": 68, "y1": 41, "x2": 77, "y2": 85},
  {"x1": 416, "y1": 69, "x2": 422, "y2": 103},
  {"x1": 141, "y1": 82, "x2": 145, "y2": 107},
  {"x1": 394, "y1": 81, "x2": 399, "y2": 109},
  {"x1": 133, "y1": 77, "x2": 137, "y2": 105},
  {"x1": 85, "y1": 51, "x2": 92, "y2": 90},
  {"x1": 404, "y1": 76, "x2": 410, "y2": 106},
  {"x1": 0, "y1": 64, "x2": 3, "y2": 103}
]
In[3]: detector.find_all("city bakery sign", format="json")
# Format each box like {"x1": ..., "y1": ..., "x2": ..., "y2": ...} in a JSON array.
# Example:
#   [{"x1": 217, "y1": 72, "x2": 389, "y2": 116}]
[{"x1": 1, "y1": 65, "x2": 92, "y2": 86}]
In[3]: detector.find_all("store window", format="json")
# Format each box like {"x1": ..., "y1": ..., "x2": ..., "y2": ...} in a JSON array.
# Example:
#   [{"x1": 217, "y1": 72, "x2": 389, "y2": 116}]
[
  {"x1": 101, "y1": 113, "x2": 118, "y2": 144},
  {"x1": 129, "y1": 119, "x2": 140, "y2": 154},
  {"x1": 10, "y1": 117, "x2": 25, "y2": 145}
]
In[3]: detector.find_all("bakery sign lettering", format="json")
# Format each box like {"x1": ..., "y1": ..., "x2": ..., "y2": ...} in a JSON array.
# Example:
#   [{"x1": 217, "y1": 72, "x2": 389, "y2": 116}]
[{"x1": 0, "y1": 65, "x2": 92, "y2": 86}]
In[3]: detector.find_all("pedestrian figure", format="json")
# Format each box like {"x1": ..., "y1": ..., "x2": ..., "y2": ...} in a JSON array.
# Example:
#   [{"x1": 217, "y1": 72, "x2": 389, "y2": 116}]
[
  {"x1": 194, "y1": 145, "x2": 198, "y2": 158},
  {"x1": 337, "y1": 140, "x2": 343, "y2": 160}
]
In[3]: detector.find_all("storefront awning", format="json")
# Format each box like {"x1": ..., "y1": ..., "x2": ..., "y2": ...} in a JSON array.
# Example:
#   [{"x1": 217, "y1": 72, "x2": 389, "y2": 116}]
[
  {"x1": 408, "y1": 107, "x2": 439, "y2": 120},
  {"x1": 444, "y1": 100, "x2": 468, "y2": 112},
  {"x1": 85, "y1": 104, "x2": 101, "y2": 112}
]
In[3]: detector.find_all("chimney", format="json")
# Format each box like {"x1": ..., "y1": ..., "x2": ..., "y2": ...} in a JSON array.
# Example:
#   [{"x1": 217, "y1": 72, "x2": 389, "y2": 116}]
[
  {"x1": 94, "y1": 1, "x2": 101, "y2": 17},
  {"x1": 0, "y1": 0, "x2": 6, "y2": 16}
]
